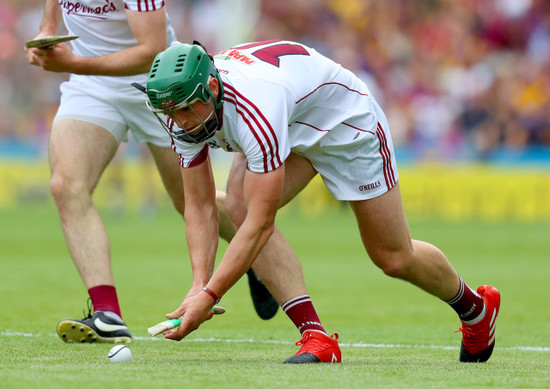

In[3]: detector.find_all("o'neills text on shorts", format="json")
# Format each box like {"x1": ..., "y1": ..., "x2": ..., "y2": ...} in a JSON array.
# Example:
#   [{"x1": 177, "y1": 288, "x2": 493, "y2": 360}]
[{"x1": 359, "y1": 180, "x2": 381, "y2": 192}]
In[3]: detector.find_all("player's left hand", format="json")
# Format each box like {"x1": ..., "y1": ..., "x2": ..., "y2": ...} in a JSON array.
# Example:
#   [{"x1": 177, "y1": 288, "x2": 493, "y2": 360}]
[{"x1": 163, "y1": 291, "x2": 215, "y2": 341}]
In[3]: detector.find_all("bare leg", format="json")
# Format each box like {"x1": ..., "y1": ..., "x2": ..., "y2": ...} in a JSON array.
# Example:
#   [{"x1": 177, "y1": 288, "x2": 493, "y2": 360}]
[
  {"x1": 214, "y1": 190, "x2": 237, "y2": 243},
  {"x1": 247, "y1": 229, "x2": 307, "y2": 304},
  {"x1": 49, "y1": 119, "x2": 118, "y2": 289},
  {"x1": 349, "y1": 182, "x2": 460, "y2": 300}
]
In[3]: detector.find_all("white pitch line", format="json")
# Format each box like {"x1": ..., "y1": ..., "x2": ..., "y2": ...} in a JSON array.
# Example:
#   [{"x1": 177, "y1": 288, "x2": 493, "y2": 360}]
[{"x1": 1, "y1": 331, "x2": 549, "y2": 352}]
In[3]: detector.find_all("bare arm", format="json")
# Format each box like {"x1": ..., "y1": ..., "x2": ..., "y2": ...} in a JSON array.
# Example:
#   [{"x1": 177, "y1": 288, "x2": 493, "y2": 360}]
[
  {"x1": 160, "y1": 157, "x2": 220, "y2": 338},
  {"x1": 39, "y1": 0, "x2": 63, "y2": 36},
  {"x1": 24, "y1": 0, "x2": 62, "y2": 65},
  {"x1": 164, "y1": 163, "x2": 285, "y2": 340},
  {"x1": 26, "y1": 7, "x2": 167, "y2": 75},
  {"x1": 180, "y1": 157, "x2": 219, "y2": 292},
  {"x1": 205, "y1": 166, "x2": 284, "y2": 297}
]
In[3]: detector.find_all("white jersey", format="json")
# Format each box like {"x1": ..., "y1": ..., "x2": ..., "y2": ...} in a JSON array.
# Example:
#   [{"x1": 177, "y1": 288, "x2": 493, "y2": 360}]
[
  {"x1": 173, "y1": 41, "x2": 398, "y2": 200},
  {"x1": 59, "y1": 0, "x2": 176, "y2": 89},
  {"x1": 175, "y1": 41, "x2": 378, "y2": 171}
]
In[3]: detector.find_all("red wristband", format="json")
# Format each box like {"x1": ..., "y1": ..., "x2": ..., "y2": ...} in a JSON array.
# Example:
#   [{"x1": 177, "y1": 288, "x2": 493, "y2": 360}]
[{"x1": 202, "y1": 287, "x2": 221, "y2": 304}]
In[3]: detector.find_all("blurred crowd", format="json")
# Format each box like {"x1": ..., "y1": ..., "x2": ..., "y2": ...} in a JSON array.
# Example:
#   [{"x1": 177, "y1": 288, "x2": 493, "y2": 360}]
[{"x1": 1, "y1": 0, "x2": 549, "y2": 161}]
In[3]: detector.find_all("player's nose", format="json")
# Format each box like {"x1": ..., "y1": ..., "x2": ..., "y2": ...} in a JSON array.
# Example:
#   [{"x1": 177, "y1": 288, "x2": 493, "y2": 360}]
[{"x1": 172, "y1": 111, "x2": 194, "y2": 129}]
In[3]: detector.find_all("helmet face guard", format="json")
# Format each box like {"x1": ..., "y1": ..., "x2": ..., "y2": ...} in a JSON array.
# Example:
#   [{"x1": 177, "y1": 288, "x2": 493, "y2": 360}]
[
  {"x1": 146, "y1": 84, "x2": 219, "y2": 144},
  {"x1": 145, "y1": 42, "x2": 224, "y2": 144}
]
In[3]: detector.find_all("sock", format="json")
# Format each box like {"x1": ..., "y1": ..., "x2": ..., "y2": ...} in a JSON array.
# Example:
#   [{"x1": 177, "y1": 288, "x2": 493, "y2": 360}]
[
  {"x1": 88, "y1": 285, "x2": 122, "y2": 319},
  {"x1": 445, "y1": 277, "x2": 485, "y2": 324},
  {"x1": 282, "y1": 295, "x2": 327, "y2": 336}
]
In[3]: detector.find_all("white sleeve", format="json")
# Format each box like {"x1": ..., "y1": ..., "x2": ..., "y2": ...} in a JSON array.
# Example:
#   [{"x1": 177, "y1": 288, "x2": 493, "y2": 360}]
[{"x1": 172, "y1": 138, "x2": 210, "y2": 169}]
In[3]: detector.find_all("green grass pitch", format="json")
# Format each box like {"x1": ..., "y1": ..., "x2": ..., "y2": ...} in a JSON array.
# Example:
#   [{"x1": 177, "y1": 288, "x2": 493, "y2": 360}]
[{"x1": 1, "y1": 203, "x2": 549, "y2": 388}]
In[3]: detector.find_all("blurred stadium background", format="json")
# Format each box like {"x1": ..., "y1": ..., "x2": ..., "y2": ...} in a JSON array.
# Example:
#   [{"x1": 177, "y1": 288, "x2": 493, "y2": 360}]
[{"x1": 1, "y1": 0, "x2": 550, "y2": 221}]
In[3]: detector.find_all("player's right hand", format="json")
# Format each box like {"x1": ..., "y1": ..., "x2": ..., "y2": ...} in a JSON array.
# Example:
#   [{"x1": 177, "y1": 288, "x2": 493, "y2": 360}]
[{"x1": 163, "y1": 291, "x2": 215, "y2": 341}]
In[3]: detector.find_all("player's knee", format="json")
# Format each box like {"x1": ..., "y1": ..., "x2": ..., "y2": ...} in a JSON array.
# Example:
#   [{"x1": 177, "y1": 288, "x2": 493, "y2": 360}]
[
  {"x1": 214, "y1": 191, "x2": 236, "y2": 242},
  {"x1": 49, "y1": 173, "x2": 92, "y2": 221},
  {"x1": 215, "y1": 190, "x2": 226, "y2": 210},
  {"x1": 50, "y1": 172, "x2": 82, "y2": 203},
  {"x1": 215, "y1": 191, "x2": 231, "y2": 221},
  {"x1": 373, "y1": 253, "x2": 412, "y2": 279}
]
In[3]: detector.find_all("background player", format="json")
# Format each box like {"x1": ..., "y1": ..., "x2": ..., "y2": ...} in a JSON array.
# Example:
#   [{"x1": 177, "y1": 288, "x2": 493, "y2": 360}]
[
  {"x1": 24, "y1": 0, "x2": 276, "y2": 344},
  {"x1": 144, "y1": 41, "x2": 500, "y2": 363}
]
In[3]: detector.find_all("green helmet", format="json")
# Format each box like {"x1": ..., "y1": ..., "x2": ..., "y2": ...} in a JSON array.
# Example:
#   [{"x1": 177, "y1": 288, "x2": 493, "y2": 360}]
[
  {"x1": 145, "y1": 42, "x2": 224, "y2": 143},
  {"x1": 147, "y1": 42, "x2": 223, "y2": 110}
]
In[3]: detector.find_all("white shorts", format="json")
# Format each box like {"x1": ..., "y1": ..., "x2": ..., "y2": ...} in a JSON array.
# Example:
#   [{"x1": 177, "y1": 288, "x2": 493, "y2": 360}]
[
  {"x1": 54, "y1": 78, "x2": 172, "y2": 147},
  {"x1": 302, "y1": 99, "x2": 398, "y2": 201}
]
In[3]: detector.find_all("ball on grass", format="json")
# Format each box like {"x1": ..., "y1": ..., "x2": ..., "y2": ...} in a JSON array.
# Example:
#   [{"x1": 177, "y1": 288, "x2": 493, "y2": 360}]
[{"x1": 108, "y1": 345, "x2": 133, "y2": 363}]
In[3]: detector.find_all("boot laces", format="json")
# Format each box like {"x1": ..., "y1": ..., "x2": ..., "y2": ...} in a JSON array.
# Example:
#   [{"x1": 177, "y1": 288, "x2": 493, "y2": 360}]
[
  {"x1": 82, "y1": 298, "x2": 93, "y2": 320},
  {"x1": 456, "y1": 321, "x2": 488, "y2": 350},
  {"x1": 295, "y1": 332, "x2": 338, "y2": 352}
]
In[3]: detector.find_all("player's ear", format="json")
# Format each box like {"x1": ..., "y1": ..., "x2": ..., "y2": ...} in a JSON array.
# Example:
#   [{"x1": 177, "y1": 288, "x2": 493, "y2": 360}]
[{"x1": 208, "y1": 77, "x2": 219, "y2": 99}]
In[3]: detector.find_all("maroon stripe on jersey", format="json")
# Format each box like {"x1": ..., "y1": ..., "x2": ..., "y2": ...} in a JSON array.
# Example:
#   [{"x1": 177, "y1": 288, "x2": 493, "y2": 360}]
[
  {"x1": 169, "y1": 134, "x2": 176, "y2": 151},
  {"x1": 167, "y1": 117, "x2": 175, "y2": 132},
  {"x1": 376, "y1": 123, "x2": 392, "y2": 188},
  {"x1": 224, "y1": 84, "x2": 283, "y2": 166},
  {"x1": 223, "y1": 83, "x2": 282, "y2": 171},
  {"x1": 174, "y1": 139, "x2": 209, "y2": 168},
  {"x1": 232, "y1": 40, "x2": 280, "y2": 50},
  {"x1": 224, "y1": 95, "x2": 270, "y2": 172},
  {"x1": 342, "y1": 122, "x2": 376, "y2": 135},
  {"x1": 188, "y1": 144, "x2": 209, "y2": 168},
  {"x1": 224, "y1": 84, "x2": 281, "y2": 168},
  {"x1": 297, "y1": 121, "x2": 377, "y2": 136},
  {"x1": 296, "y1": 82, "x2": 369, "y2": 104},
  {"x1": 295, "y1": 121, "x2": 329, "y2": 132},
  {"x1": 168, "y1": 121, "x2": 183, "y2": 167},
  {"x1": 170, "y1": 138, "x2": 184, "y2": 167},
  {"x1": 382, "y1": 125, "x2": 397, "y2": 186},
  {"x1": 136, "y1": 0, "x2": 157, "y2": 11},
  {"x1": 376, "y1": 122, "x2": 396, "y2": 189}
]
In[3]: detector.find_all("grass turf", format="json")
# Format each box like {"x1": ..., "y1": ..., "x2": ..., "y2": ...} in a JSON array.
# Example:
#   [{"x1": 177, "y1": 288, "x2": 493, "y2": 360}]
[{"x1": 1, "y1": 203, "x2": 549, "y2": 388}]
